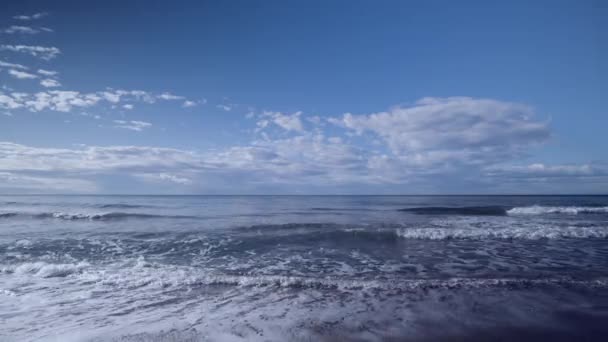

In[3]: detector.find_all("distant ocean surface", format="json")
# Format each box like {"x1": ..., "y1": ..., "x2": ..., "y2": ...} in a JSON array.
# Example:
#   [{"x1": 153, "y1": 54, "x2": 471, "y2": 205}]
[{"x1": 1, "y1": 195, "x2": 608, "y2": 341}]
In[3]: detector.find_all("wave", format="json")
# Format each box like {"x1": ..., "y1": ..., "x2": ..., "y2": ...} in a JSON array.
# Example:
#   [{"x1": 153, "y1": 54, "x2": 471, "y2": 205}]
[
  {"x1": 1, "y1": 201, "x2": 153, "y2": 209},
  {"x1": 507, "y1": 205, "x2": 608, "y2": 215},
  {"x1": 199, "y1": 275, "x2": 608, "y2": 291},
  {"x1": 395, "y1": 226, "x2": 608, "y2": 240},
  {"x1": 5, "y1": 260, "x2": 606, "y2": 292},
  {"x1": 0, "y1": 211, "x2": 199, "y2": 221},
  {"x1": 240, "y1": 222, "x2": 608, "y2": 240},
  {"x1": 400, "y1": 205, "x2": 608, "y2": 216},
  {"x1": 97, "y1": 204, "x2": 154, "y2": 209},
  {"x1": 243, "y1": 222, "x2": 354, "y2": 230},
  {"x1": 400, "y1": 206, "x2": 510, "y2": 216},
  {"x1": 0, "y1": 212, "x2": 18, "y2": 218},
  {"x1": 310, "y1": 207, "x2": 378, "y2": 212},
  {"x1": 2, "y1": 261, "x2": 89, "y2": 278},
  {"x1": 154, "y1": 274, "x2": 608, "y2": 292}
]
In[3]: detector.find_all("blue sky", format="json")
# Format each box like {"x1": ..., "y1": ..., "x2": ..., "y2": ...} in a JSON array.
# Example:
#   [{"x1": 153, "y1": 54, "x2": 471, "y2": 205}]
[{"x1": 0, "y1": 0, "x2": 606, "y2": 194}]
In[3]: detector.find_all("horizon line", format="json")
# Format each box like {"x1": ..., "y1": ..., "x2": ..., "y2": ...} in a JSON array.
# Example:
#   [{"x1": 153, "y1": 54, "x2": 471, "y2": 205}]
[{"x1": 2, "y1": 193, "x2": 607, "y2": 196}]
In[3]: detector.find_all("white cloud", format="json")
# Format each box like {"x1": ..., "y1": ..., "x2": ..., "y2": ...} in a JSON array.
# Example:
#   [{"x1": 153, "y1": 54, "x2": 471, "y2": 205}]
[
  {"x1": 260, "y1": 111, "x2": 304, "y2": 132},
  {"x1": 3, "y1": 26, "x2": 39, "y2": 34},
  {"x1": 0, "y1": 96, "x2": 551, "y2": 186},
  {"x1": 0, "y1": 136, "x2": 605, "y2": 193},
  {"x1": 137, "y1": 172, "x2": 193, "y2": 185},
  {"x1": 484, "y1": 163, "x2": 604, "y2": 178},
  {"x1": 9, "y1": 91, "x2": 101, "y2": 112},
  {"x1": 255, "y1": 119, "x2": 269, "y2": 131},
  {"x1": 0, "y1": 138, "x2": 388, "y2": 192},
  {"x1": 205, "y1": 133, "x2": 376, "y2": 185},
  {"x1": 0, "y1": 45, "x2": 60, "y2": 60},
  {"x1": 0, "y1": 172, "x2": 97, "y2": 193},
  {"x1": 113, "y1": 120, "x2": 152, "y2": 131},
  {"x1": 476, "y1": 162, "x2": 608, "y2": 193},
  {"x1": 40, "y1": 79, "x2": 61, "y2": 88},
  {"x1": 306, "y1": 115, "x2": 323, "y2": 126},
  {"x1": 97, "y1": 90, "x2": 191, "y2": 105},
  {"x1": 0, "y1": 138, "x2": 370, "y2": 185},
  {"x1": 130, "y1": 90, "x2": 158, "y2": 103},
  {"x1": 8, "y1": 69, "x2": 38, "y2": 79},
  {"x1": 158, "y1": 92, "x2": 184, "y2": 100},
  {"x1": 0, "y1": 93, "x2": 601, "y2": 193},
  {"x1": 216, "y1": 104, "x2": 232, "y2": 111},
  {"x1": 100, "y1": 91, "x2": 122, "y2": 103},
  {"x1": 182, "y1": 100, "x2": 197, "y2": 108},
  {"x1": 123, "y1": 104, "x2": 134, "y2": 110},
  {"x1": 13, "y1": 13, "x2": 48, "y2": 21},
  {"x1": 38, "y1": 69, "x2": 58, "y2": 76},
  {"x1": 0, "y1": 94, "x2": 22, "y2": 109},
  {"x1": 0, "y1": 60, "x2": 28, "y2": 69},
  {"x1": 330, "y1": 97, "x2": 550, "y2": 168},
  {"x1": 0, "y1": 142, "x2": 203, "y2": 173},
  {"x1": 0, "y1": 89, "x2": 191, "y2": 113}
]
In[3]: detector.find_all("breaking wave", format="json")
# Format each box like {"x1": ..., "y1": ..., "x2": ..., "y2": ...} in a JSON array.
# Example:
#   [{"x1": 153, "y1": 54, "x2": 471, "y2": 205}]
[
  {"x1": 507, "y1": 205, "x2": 608, "y2": 215},
  {"x1": 400, "y1": 206, "x2": 509, "y2": 216},
  {"x1": 395, "y1": 226, "x2": 608, "y2": 240},
  {"x1": 0, "y1": 211, "x2": 199, "y2": 221},
  {"x1": 3, "y1": 260, "x2": 607, "y2": 291},
  {"x1": 97, "y1": 204, "x2": 154, "y2": 209},
  {"x1": 127, "y1": 274, "x2": 608, "y2": 291},
  {"x1": 2, "y1": 261, "x2": 89, "y2": 278},
  {"x1": 400, "y1": 205, "x2": 608, "y2": 216},
  {"x1": 231, "y1": 222, "x2": 608, "y2": 240}
]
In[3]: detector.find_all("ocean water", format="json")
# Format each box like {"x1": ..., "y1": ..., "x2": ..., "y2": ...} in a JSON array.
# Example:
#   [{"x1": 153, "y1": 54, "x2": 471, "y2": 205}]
[{"x1": 1, "y1": 195, "x2": 608, "y2": 342}]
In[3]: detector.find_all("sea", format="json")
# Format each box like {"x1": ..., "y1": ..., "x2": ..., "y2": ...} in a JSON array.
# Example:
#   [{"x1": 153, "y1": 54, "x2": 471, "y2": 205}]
[{"x1": 1, "y1": 195, "x2": 607, "y2": 341}]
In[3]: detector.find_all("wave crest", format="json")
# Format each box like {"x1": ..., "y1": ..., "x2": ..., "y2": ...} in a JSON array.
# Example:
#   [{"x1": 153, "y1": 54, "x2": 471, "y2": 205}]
[
  {"x1": 507, "y1": 205, "x2": 608, "y2": 215},
  {"x1": 400, "y1": 206, "x2": 509, "y2": 216},
  {"x1": 395, "y1": 226, "x2": 608, "y2": 240},
  {"x1": 0, "y1": 211, "x2": 198, "y2": 221},
  {"x1": 2, "y1": 261, "x2": 89, "y2": 278},
  {"x1": 55, "y1": 263, "x2": 608, "y2": 291},
  {"x1": 400, "y1": 205, "x2": 608, "y2": 216},
  {"x1": 7, "y1": 260, "x2": 604, "y2": 291}
]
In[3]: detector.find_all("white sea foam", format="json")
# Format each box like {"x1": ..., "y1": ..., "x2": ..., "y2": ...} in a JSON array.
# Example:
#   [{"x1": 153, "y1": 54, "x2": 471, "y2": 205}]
[
  {"x1": 0, "y1": 211, "x2": 198, "y2": 221},
  {"x1": 5, "y1": 261, "x2": 90, "y2": 278},
  {"x1": 0, "y1": 288, "x2": 17, "y2": 296},
  {"x1": 14, "y1": 239, "x2": 32, "y2": 247},
  {"x1": 52, "y1": 212, "x2": 101, "y2": 220},
  {"x1": 395, "y1": 226, "x2": 608, "y2": 240},
  {"x1": 4, "y1": 260, "x2": 600, "y2": 292},
  {"x1": 508, "y1": 205, "x2": 608, "y2": 215},
  {"x1": 2, "y1": 259, "x2": 607, "y2": 342}
]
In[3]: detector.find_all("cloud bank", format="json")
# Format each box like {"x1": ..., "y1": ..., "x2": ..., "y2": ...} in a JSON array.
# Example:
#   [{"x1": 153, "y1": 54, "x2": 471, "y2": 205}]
[{"x1": 0, "y1": 97, "x2": 604, "y2": 193}]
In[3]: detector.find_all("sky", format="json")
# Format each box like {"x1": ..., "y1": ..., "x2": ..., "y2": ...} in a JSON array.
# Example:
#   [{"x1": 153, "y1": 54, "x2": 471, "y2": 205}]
[{"x1": 0, "y1": 0, "x2": 607, "y2": 194}]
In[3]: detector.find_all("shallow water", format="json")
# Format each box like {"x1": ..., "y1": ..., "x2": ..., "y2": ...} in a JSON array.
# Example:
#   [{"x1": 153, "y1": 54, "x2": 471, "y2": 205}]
[{"x1": 1, "y1": 195, "x2": 607, "y2": 341}]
